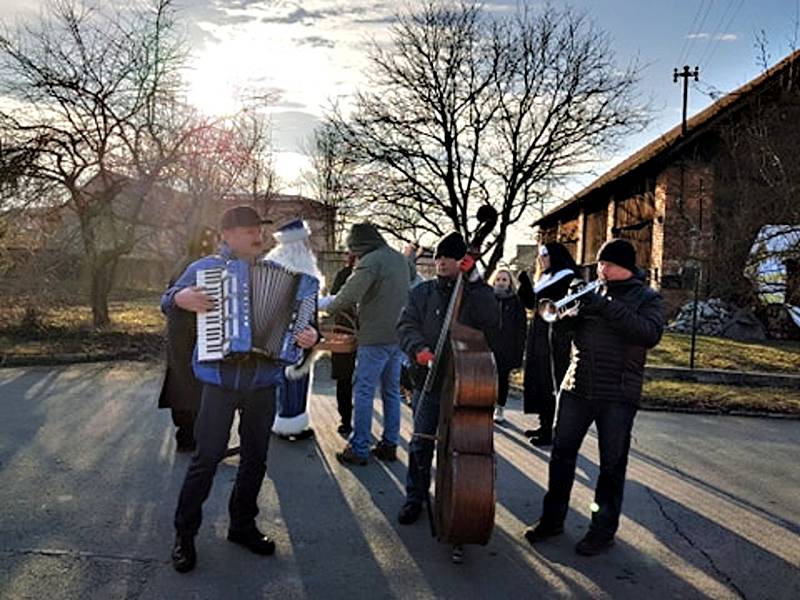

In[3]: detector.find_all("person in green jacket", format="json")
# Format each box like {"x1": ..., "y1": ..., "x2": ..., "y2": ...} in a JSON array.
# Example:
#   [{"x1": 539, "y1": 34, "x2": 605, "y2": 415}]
[{"x1": 320, "y1": 222, "x2": 415, "y2": 465}]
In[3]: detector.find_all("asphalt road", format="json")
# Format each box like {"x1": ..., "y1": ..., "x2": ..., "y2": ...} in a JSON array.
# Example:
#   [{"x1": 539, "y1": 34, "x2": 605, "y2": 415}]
[{"x1": 0, "y1": 360, "x2": 798, "y2": 599}]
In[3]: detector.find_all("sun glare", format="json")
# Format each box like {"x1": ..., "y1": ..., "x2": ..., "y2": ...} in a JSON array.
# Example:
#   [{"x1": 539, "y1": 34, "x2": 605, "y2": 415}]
[{"x1": 185, "y1": 48, "x2": 242, "y2": 116}]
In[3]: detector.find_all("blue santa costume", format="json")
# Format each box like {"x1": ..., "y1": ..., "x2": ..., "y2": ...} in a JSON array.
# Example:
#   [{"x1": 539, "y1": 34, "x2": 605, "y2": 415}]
[{"x1": 264, "y1": 218, "x2": 324, "y2": 440}]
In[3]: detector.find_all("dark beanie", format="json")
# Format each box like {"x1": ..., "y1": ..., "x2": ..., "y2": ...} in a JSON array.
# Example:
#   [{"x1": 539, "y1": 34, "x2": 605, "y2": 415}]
[
  {"x1": 435, "y1": 232, "x2": 467, "y2": 260},
  {"x1": 597, "y1": 238, "x2": 636, "y2": 272}
]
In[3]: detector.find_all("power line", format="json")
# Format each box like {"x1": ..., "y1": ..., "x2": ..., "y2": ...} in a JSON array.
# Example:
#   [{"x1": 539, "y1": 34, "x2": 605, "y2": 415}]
[
  {"x1": 677, "y1": 0, "x2": 709, "y2": 65},
  {"x1": 702, "y1": 0, "x2": 745, "y2": 68},
  {"x1": 685, "y1": 0, "x2": 716, "y2": 65}
]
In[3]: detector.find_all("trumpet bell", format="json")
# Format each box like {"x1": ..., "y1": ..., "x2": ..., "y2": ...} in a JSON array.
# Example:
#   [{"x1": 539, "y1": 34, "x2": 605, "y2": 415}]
[{"x1": 538, "y1": 299, "x2": 559, "y2": 323}]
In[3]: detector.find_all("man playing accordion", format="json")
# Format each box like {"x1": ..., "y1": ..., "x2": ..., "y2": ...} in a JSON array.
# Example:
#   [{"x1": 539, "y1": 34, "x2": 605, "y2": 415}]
[{"x1": 161, "y1": 206, "x2": 319, "y2": 574}]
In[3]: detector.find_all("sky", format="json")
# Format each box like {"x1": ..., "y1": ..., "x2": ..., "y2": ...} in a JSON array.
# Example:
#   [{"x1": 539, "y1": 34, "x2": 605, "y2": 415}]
[{"x1": 2, "y1": 0, "x2": 799, "y2": 247}]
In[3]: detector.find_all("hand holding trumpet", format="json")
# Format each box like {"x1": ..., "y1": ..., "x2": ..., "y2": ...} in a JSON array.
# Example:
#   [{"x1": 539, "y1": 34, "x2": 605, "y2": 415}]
[{"x1": 538, "y1": 278, "x2": 606, "y2": 322}]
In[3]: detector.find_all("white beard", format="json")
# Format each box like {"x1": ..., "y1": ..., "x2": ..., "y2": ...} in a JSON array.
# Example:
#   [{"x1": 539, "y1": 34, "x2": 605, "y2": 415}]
[{"x1": 264, "y1": 240, "x2": 325, "y2": 288}]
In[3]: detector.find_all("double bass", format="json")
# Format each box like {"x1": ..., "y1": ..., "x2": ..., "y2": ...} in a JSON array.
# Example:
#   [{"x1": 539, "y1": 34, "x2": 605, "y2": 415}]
[{"x1": 421, "y1": 206, "x2": 498, "y2": 561}]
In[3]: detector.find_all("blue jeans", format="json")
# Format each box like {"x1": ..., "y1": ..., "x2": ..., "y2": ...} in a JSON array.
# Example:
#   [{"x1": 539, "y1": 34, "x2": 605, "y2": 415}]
[
  {"x1": 541, "y1": 391, "x2": 637, "y2": 538},
  {"x1": 349, "y1": 344, "x2": 403, "y2": 457}
]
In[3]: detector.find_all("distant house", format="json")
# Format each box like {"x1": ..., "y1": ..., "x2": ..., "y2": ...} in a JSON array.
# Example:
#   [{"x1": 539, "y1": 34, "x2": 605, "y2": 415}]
[
  {"x1": 1, "y1": 178, "x2": 339, "y2": 293},
  {"x1": 533, "y1": 49, "x2": 800, "y2": 318}
]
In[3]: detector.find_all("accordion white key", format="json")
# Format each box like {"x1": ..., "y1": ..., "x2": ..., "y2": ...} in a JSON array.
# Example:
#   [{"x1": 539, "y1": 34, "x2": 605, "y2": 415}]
[{"x1": 197, "y1": 259, "x2": 319, "y2": 364}]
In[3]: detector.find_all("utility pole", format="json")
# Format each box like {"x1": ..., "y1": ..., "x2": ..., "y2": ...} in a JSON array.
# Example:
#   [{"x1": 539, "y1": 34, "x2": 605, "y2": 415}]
[
  {"x1": 674, "y1": 66, "x2": 699, "y2": 135},
  {"x1": 674, "y1": 65, "x2": 701, "y2": 368}
]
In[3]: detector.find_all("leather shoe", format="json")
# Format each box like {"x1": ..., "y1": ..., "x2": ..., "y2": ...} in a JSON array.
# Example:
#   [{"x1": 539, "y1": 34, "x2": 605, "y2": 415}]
[
  {"x1": 227, "y1": 527, "x2": 276, "y2": 556},
  {"x1": 530, "y1": 431, "x2": 553, "y2": 447},
  {"x1": 336, "y1": 445, "x2": 368, "y2": 466},
  {"x1": 371, "y1": 441, "x2": 397, "y2": 462},
  {"x1": 397, "y1": 502, "x2": 422, "y2": 525},
  {"x1": 575, "y1": 531, "x2": 615, "y2": 556},
  {"x1": 171, "y1": 534, "x2": 196, "y2": 573},
  {"x1": 523, "y1": 520, "x2": 564, "y2": 545}
]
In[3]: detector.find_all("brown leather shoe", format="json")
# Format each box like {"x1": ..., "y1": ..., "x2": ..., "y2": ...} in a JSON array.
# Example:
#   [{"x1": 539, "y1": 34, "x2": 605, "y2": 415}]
[
  {"x1": 336, "y1": 445, "x2": 368, "y2": 466},
  {"x1": 371, "y1": 441, "x2": 397, "y2": 462},
  {"x1": 575, "y1": 531, "x2": 615, "y2": 556}
]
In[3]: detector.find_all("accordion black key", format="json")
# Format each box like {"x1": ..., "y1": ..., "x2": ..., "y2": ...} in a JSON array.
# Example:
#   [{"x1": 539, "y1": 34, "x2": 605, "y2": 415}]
[{"x1": 197, "y1": 259, "x2": 319, "y2": 364}]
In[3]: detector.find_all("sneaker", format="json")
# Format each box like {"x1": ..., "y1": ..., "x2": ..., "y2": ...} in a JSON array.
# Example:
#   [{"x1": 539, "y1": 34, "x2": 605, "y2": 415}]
[
  {"x1": 227, "y1": 527, "x2": 276, "y2": 556},
  {"x1": 575, "y1": 531, "x2": 615, "y2": 556},
  {"x1": 371, "y1": 441, "x2": 397, "y2": 462},
  {"x1": 397, "y1": 502, "x2": 422, "y2": 525},
  {"x1": 493, "y1": 406, "x2": 505, "y2": 423},
  {"x1": 523, "y1": 520, "x2": 564, "y2": 545},
  {"x1": 336, "y1": 445, "x2": 368, "y2": 466},
  {"x1": 171, "y1": 533, "x2": 197, "y2": 573}
]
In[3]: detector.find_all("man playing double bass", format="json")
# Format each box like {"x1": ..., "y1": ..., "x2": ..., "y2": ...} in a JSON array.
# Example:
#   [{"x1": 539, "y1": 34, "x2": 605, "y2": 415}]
[{"x1": 396, "y1": 232, "x2": 499, "y2": 526}]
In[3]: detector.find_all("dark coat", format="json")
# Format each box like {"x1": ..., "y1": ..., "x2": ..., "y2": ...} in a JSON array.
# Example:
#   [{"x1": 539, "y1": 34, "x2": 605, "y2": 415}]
[
  {"x1": 329, "y1": 264, "x2": 357, "y2": 380},
  {"x1": 158, "y1": 260, "x2": 203, "y2": 413},
  {"x1": 518, "y1": 270, "x2": 575, "y2": 414},
  {"x1": 486, "y1": 291, "x2": 527, "y2": 374},
  {"x1": 561, "y1": 271, "x2": 664, "y2": 405},
  {"x1": 397, "y1": 275, "x2": 499, "y2": 389}
]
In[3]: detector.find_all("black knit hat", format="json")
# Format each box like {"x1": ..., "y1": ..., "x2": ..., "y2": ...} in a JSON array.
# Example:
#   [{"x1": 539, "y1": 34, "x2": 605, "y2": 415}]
[
  {"x1": 435, "y1": 232, "x2": 467, "y2": 260},
  {"x1": 597, "y1": 238, "x2": 636, "y2": 272}
]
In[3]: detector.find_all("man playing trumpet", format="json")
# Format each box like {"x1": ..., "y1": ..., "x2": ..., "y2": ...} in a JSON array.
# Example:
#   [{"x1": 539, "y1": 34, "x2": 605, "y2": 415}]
[{"x1": 524, "y1": 238, "x2": 664, "y2": 556}]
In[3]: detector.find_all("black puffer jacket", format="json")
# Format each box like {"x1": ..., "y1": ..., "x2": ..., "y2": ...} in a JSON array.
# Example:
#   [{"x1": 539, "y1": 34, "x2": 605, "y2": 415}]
[
  {"x1": 397, "y1": 275, "x2": 499, "y2": 388},
  {"x1": 486, "y1": 292, "x2": 527, "y2": 373},
  {"x1": 561, "y1": 272, "x2": 664, "y2": 405}
]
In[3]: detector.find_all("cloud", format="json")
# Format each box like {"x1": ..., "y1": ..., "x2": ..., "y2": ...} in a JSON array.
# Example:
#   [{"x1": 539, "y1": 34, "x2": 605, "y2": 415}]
[
  {"x1": 686, "y1": 32, "x2": 738, "y2": 42},
  {"x1": 295, "y1": 35, "x2": 336, "y2": 48}
]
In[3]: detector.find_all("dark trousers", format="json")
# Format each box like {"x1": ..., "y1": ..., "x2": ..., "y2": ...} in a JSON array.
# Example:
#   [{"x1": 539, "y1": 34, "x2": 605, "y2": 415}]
[
  {"x1": 174, "y1": 384, "x2": 276, "y2": 537},
  {"x1": 496, "y1": 367, "x2": 512, "y2": 407},
  {"x1": 405, "y1": 387, "x2": 439, "y2": 506},
  {"x1": 171, "y1": 409, "x2": 197, "y2": 447},
  {"x1": 336, "y1": 376, "x2": 353, "y2": 429},
  {"x1": 541, "y1": 391, "x2": 637, "y2": 538}
]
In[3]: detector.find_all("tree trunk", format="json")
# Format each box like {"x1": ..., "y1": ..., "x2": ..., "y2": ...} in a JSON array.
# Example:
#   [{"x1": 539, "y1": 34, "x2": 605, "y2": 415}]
[{"x1": 90, "y1": 259, "x2": 115, "y2": 328}]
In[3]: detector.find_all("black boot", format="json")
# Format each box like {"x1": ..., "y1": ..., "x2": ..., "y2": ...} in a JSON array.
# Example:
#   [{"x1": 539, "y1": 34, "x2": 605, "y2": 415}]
[
  {"x1": 529, "y1": 429, "x2": 553, "y2": 447},
  {"x1": 523, "y1": 520, "x2": 564, "y2": 545},
  {"x1": 171, "y1": 533, "x2": 196, "y2": 573},
  {"x1": 397, "y1": 501, "x2": 422, "y2": 525}
]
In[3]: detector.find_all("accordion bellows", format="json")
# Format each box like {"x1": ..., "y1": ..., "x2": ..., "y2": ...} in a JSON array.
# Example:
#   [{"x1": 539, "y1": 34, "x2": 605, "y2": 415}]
[{"x1": 197, "y1": 259, "x2": 318, "y2": 365}]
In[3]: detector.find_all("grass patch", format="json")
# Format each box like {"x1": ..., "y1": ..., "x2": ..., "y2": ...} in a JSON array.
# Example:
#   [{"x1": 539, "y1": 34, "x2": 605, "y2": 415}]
[
  {"x1": 0, "y1": 296, "x2": 164, "y2": 360},
  {"x1": 643, "y1": 380, "x2": 800, "y2": 415},
  {"x1": 648, "y1": 333, "x2": 800, "y2": 373}
]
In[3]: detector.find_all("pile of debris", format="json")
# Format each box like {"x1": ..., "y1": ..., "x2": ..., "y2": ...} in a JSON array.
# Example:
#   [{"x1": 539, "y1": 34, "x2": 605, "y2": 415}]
[{"x1": 667, "y1": 298, "x2": 766, "y2": 341}]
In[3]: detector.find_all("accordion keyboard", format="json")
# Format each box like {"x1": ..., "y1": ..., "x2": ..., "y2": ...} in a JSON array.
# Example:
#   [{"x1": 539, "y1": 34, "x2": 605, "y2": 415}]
[{"x1": 197, "y1": 267, "x2": 224, "y2": 361}]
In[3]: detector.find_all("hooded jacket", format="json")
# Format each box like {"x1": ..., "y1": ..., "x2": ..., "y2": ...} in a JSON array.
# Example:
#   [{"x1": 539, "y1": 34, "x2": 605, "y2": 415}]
[
  {"x1": 560, "y1": 270, "x2": 664, "y2": 405},
  {"x1": 327, "y1": 223, "x2": 415, "y2": 345}
]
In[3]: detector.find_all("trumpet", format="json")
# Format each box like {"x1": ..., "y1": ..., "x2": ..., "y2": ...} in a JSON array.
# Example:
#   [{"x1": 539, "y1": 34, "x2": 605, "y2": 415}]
[{"x1": 538, "y1": 279, "x2": 604, "y2": 323}]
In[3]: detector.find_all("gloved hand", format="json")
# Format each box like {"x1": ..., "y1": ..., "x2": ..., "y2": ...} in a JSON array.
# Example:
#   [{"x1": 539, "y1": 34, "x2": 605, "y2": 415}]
[
  {"x1": 318, "y1": 295, "x2": 335, "y2": 310},
  {"x1": 459, "y1": 254, "x2": 475, "y2": 273},
  {"x1": 415, "y1": 348, "x2": 435, "y2": 366},
  {"x1": 579, "y1": 291, "x2": 608, "y2": 316}
]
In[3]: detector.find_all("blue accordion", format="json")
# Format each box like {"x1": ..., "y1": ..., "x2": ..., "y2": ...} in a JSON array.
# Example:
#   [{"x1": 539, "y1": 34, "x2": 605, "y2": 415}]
[{"x1": 197, "y1": 259, "x2": 318, "y2": 365}]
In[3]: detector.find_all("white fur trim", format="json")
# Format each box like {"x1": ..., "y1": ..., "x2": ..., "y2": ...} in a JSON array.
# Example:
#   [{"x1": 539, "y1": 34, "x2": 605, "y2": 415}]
[
  {"x1": 271, "y1": 411, "x2": 309, "y2": 436},
  {"x1": 273, "y1": 223, "x2": 311, "y2": 244},
  {"x1": 284, "y1": 348, "x2": 321, "y2": 380}
]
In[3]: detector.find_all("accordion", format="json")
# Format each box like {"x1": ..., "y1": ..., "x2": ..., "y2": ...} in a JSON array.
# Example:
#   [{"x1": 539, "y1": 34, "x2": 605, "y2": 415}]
[{"x1": 196, "y1": 259, "x2": 318, "y2": 364}]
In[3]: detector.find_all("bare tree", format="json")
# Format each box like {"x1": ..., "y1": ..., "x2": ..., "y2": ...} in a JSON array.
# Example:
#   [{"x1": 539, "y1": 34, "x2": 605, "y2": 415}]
[
  {"x1": 326, "y1": 1, "x2": 648, "y2": 271},
  {"x1": 169, "y1": 99, "x2": 277, "y2": 248},
  {"x1": 0, "y1": 0, "x2": 194, "y2": 326},
  {"x1": 301, "y1": 120, "x2": 360, "y2": 247}
]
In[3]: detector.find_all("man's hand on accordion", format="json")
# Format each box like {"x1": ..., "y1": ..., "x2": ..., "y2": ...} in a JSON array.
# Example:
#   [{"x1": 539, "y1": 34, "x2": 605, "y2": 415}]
[
  {"x1": 295, "y1": 326, "x2": 319, "y2": 349},
  {"x1": 175, "y1": 286, "x2": 215, "y2": 313}
]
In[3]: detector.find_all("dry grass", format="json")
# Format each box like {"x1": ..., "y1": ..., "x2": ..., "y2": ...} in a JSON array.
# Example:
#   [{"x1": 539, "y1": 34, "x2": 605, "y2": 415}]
[
  {"x1": 648, "y1": 333, "x2": 800, "y2": 373},
  {"x1": 643, "y1": 380, "x2": 800, "y2": 415}
]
